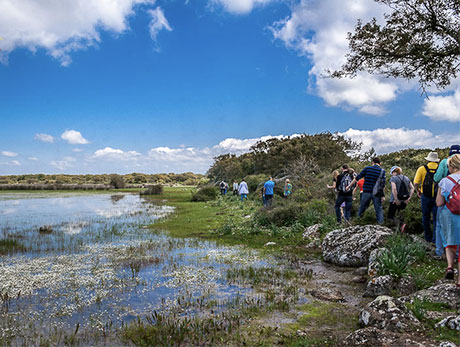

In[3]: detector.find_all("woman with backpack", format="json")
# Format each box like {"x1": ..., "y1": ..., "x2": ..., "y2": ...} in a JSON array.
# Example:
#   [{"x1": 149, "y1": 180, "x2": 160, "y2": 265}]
[
  {"x1": 436, "y1": 154, "x2": 460, "y2": 284},
  {"x1": 388, "y1": 166, "x2": 414, "y2": 224}
]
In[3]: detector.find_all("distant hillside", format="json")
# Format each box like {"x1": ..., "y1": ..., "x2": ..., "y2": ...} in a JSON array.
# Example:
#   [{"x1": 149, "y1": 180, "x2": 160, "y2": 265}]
[{"x1": 0, "y1": 172, "x2": 207, "y2": 188}]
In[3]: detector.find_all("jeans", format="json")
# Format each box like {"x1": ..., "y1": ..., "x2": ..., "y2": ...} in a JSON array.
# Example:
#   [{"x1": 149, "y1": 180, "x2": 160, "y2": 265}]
[
  {"x1": 421, "y1": 194, "x2": 437, "y2": 242},
  {"x1": 335, "y1": 195, "x2": 352, "y2": 223},
  {"x1": 264, "y1": 194, "x2": 273, "y2": 207},
  {"x1": 358, "y1": 192, "x2": 384, "y2": 224},
  {"x1": 240, "y1": 194, "x2": 247, "y2": 201}
]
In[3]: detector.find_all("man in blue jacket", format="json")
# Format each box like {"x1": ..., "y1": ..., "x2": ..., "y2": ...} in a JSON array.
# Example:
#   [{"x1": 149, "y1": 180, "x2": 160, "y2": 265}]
[
  {"x1": 263, "y1": 177, "x2": 275, "y2": 207},
  {"x1": 347, "y1": 157, "x2": 385, "y2": 224}
]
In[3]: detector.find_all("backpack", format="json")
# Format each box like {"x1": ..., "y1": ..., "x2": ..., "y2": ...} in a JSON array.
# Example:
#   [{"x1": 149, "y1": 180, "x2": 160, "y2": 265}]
[
  {"x1": 446, "y1": 176, "x2": 460, "y2": 215},
  {"x1": 337, "y1": 173, "x2": 353, "y2": 193},
  {"x1": 372, "y1": 168, "x2": 385, "y2": 197},
  {"x1": 396, "y1": 175, "x2": 410, "y2": 200},
  {"x1": 220, "y1": 181, "x2": 225, "y2": 189},
  {"x1": 422, "y1": 165, "x2": 438, "y2": 198}
]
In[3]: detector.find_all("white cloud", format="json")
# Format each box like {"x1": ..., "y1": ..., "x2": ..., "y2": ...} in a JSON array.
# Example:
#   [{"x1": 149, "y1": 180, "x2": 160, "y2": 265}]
[
  {"x1": 0, "y1": 0, "x2": 154, "y2": 65},
  {"x1": 34, "y1": 133, "x2": 55, "y2": 143},
  {"x1": 1, "y1": 151, "x2": 18, "y2": 157},
  {"x1": 148, "y1": 147, "x2": 211, "y2": 162},
  {"x1": 72, "y1": 148, "x2": 83, "y2": 153},
  {"x1": 28, "y1": 157, "x2": 38, "y2": 161},
  {"x1": 214, "y1": 134, "x2": 301, "y2": 153},
  {"x1": 210, "y1": 0, "x2": 272, "y2": 14},
  {"x1": 10, "y1": 160, "x2": 21, "y2": 166},
  {"x1": 50, "y1": 156, "x2": 76, "y2": 171},
  {"x1": 339, "y1": 128, "x2": 460, "y2": 154},
  {"x1": 93, "y1": 147, "x2": 141, "y2": 161},
  {"x1": 148, "y1": 7, "x2": 172, "y2": 43},
  {"x1": 270, "y1": 0, "x2": 401, "y2": 115},
  {"x1": 422, "y1": 91, "x2": 460, "y2": 122},
  {"x1": 61, "y1": 130, "x2": 89, "y2": 145}
]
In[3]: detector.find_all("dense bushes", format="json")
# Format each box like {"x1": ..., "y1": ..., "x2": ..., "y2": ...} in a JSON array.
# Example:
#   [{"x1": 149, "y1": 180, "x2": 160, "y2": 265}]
[
  {"x1": 207, "y1": 133, "x2": 362, "y2": 182},
  {"x1": 110, "y1": 174, "x2": 125, "y2": 189},
  {"x1": 140, "y1": 185, "x2": 163, "y2": 195},
  {"x1": 191, "y1": 186, "x2": 219, "y2": 202}
]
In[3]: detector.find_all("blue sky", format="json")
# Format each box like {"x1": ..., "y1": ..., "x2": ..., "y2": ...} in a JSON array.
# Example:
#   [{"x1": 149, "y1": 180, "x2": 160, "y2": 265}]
[{"x1": 0, "y1": 0, "x2": 459, "y2": 174}]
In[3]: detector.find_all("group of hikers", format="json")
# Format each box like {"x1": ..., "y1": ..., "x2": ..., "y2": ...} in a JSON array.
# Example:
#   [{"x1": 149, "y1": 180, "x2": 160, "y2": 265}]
[
  {"x1": 217, "y1": 145, "x2": 460, "y2": 283},
  {"x1": 330, "y1": 145, "x2": 460, "y2": 284},
  {"x1": 218, "y1": 177, "x2": 292, "y2": 205}
]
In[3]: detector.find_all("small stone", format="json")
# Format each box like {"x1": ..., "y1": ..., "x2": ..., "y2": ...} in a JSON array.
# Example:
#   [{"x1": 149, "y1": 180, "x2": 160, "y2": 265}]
[
  {"x1": 352, "y1": 276, "x2": 367, "y2": 283},
  {"x1": 265, "y1": 242, "x2": 277, "y2": 246},
  {"x1": 309, "y1": 288, "x2": 344, "y2": 302},
  {"x1": 359, "y1": 295, "x2": 422, "y2": 332}
]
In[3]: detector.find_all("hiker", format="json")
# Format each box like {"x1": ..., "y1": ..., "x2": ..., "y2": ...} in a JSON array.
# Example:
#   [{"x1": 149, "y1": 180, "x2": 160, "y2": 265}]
[
  {"x1": 435, "y1": 154, "x2": 460, "y2": 282},
  {"x1": 232, "y1": 181, "x2": 239, "y2": 196},
  {"x1": 388, "y1": 166, "x2": 414, "y2": 226},
  {"x1": 353, "y1": 178, "x2": 365, "y2": 202},
  {"x1": 327, "y1": 170, "x2": 340, "y2": 191},
  {"x1": 435, "y1": 145, "x2": 460, "y2": 183},
  {"x1": 414, "y1": 152, "x2": 440, "y2": 243},
  {"x1": 263, "y1": 177, "x2": 275, "y2": 207},
  {"x1": 238, "y1": 179, "x2": 249, "y2": 202},
  {"x1": 284, "y1": 179, "x2": 292, "y2": 198},
  {"x1": 219, "y1": 180, "x2": 227, "y2": 195},
  {"x1": 347, "y1": 157, "x2": 385, "y2": 224},
  {"x1": 334, "y1": 165, "x2": 354, "y2": 223}
]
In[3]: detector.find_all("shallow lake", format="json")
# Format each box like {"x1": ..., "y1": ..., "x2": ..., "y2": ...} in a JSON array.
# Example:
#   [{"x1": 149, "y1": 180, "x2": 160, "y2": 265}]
[{"x1": 0, "y1": 192, "x2": 277, "y2": 344}]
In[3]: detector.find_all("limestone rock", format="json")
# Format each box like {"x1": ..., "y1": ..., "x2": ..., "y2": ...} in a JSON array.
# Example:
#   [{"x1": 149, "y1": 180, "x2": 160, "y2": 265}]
[
  {"x1": 302, "y1": 224, "x2": 322, "y2": 240},
  {"x1": 364, "y1": 275, "x2": 394, "y2": 297},
  {"x1": 344, "y1": 327, "x2": 438, "y2": 346},
  {"x1": 436, "y1": 316, "x2": 460, "y2": 331},
  {"x1": 368, "y1": 248, "x2": 386, "y2": 277},
  {"x1": 401, "y1": 284, "x2": 460, "y2": 309},
  {"x1": 322, "y1": 225, "x2": 392, "y2": 267},
  {"x1": 309, "y1": 287, "x2": 344, "y2": 302},
  {"x1": 359, "y1": 295, "x2": 422, "y2": 332}
]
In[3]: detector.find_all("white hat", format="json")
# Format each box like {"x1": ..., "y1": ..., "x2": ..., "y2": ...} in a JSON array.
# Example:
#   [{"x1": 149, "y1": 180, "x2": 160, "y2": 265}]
[{"x1": 425, "y1": 152, "x2": 440, "y2": 162}]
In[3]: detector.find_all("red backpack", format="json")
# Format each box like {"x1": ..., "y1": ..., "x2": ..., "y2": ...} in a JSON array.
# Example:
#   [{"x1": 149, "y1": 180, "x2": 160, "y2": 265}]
[{"x1": 446, "y1": 176, "x2": 460, "y2": 215}]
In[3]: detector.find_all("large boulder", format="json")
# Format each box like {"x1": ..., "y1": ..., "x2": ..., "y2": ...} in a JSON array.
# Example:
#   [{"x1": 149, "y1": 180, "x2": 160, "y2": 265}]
[
  {"x1": 437, "y1": 316, "x2": 460, "y2": 331},
  {"x1": 344, "y1": 327, "x2": 444, "y2": 346},
  {"x1": 400, "y1": 283, "x2": 460, "y2": 309},
  {"x1": 322, "y1": 225, "x2": 392, "y2": 267},
  {"x1": 359, "y1": 295, "x2": 422, "y2": 332}
]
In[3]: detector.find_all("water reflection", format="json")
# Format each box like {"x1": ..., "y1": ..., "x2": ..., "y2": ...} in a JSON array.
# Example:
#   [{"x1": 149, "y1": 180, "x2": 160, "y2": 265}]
[{"x1": 0, "y1": 193, "x2": 172, "y2": 254}]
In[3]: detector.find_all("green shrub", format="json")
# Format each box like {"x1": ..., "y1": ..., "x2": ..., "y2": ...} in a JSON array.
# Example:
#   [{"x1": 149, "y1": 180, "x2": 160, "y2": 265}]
[
  {"x1": 377, "y1": 234, "x2": 428, "y2": 278},
  {"x1": 254, "y1": 203, "x2": 303, "y2": 227},
  {"x1": 140, "y1": 184, "x2": 163, "y2": 195},
  {"x1": 191, "y1": 186, "x2": 219, "y2": 202},
  {"x1": 109, "y1": 174, "x2": 125, "y2": 189}
]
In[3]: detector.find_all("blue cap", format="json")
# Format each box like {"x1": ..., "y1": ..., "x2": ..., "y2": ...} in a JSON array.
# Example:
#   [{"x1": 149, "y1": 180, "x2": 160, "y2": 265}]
[
  {"x1": 390, "y1": 166, "x2": 399, "y2": 174},
  {"x1": 450, "y1": 145, "x2": 460, "y2": 156}
]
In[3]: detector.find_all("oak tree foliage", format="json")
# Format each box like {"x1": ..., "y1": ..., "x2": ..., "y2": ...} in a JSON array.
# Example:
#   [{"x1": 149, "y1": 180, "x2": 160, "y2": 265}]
[{"x1": 332, "y1": 0, "x2": 460, "y2": 91}]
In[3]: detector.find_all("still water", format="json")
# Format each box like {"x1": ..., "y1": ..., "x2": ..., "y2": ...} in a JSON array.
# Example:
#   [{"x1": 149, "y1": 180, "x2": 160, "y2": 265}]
[{"x1": 0, "y1": 192, "x2": 271, "y2": 343}]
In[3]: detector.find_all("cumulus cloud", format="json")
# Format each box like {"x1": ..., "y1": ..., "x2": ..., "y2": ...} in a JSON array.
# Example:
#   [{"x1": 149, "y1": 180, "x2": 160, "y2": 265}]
[
  {"x1": 422, "y1": 91, "x2": 460, "y2": 122},
  {"x1": 339, "y1": 128, "x2": 460, "y2": 154},
  {"x1": 61, "y1": 130, "x2": 89, "y2": 145},
  {"x1": 214, "y1": 134, "x2": 301, "y2": 153},
  {"x1": 210, "y1": 0, "x2": 272, "y2": 14},
  {"x1": 148, "y1": 147, "x2": 211, "y2": 162},
  {"x1": 270, "y1": 0, "x2": 401, "y2": 115},
  {"x1": 93, "y1": 147, "x2": 141, "y2": 161},
  {"x1": 10, "y1": 160, "x2": 21, "y2": 166},
  {"x1": 34, "y1": 133, "x2": 55, "y2": 143},
  {"x1": 50, "y1": 157, "x2": 76, "y2": 171},
  {"x1": 0, "y1": 0, "x2": 154, "y2": 65},
  {"x1": 148, "y1": 7, "x2": 172, "y2": 43},
  {"x1": 1, "y1": 151, "x2": 18, "y2": 157}
]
